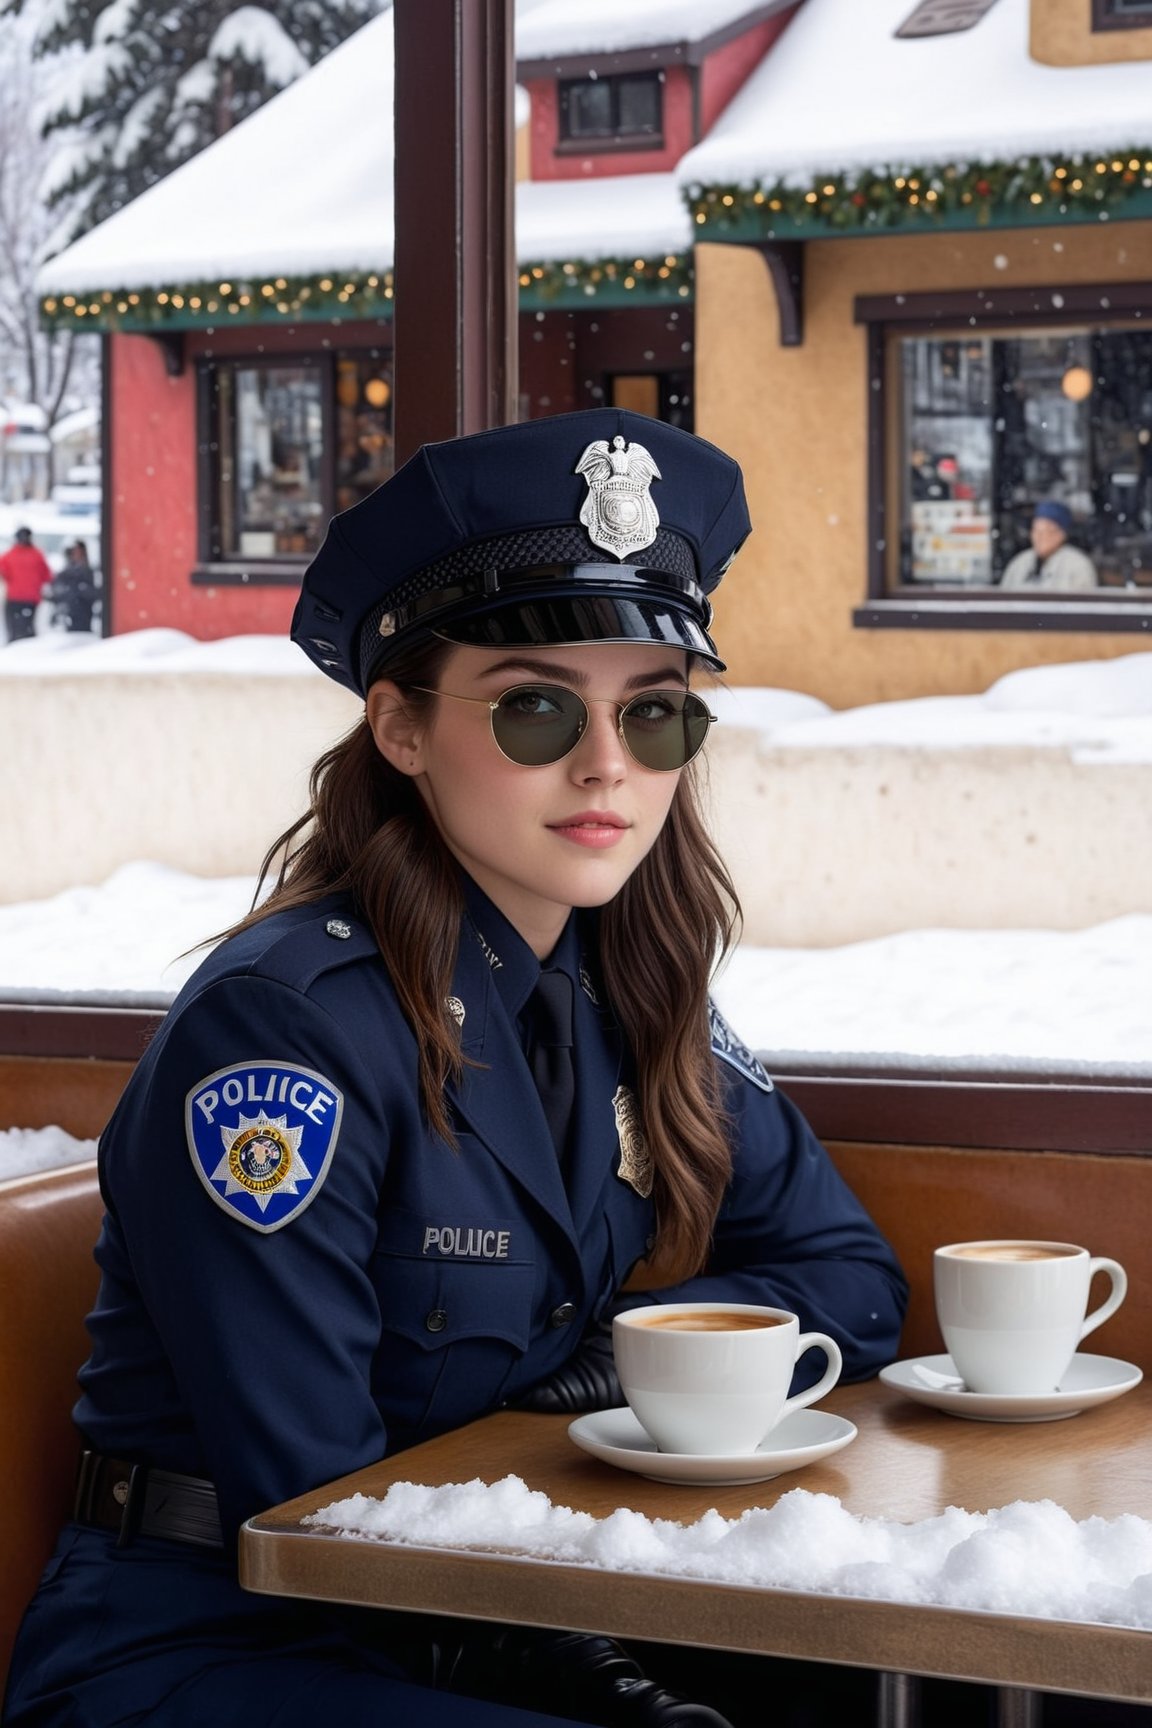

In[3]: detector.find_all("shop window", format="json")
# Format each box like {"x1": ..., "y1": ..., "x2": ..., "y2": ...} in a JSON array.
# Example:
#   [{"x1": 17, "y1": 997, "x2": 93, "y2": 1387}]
[
  {"x1": 198, "y1": 350, "x2": 392, "y2": 578},
  {"x1": 558, "y1": 72, "x2": 662, "y2": 149},
  {"x1": 856, "y1": 285, "x2": 1152, "y2": 631},
  {"x1": 1092, "y1": 0, "x2": 1152, "y2": 29}
]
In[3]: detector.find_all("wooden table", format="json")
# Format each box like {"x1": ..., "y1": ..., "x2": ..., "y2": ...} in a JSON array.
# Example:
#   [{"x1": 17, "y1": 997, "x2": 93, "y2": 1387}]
[{"x1": 240, "y1": 1378, "x2": 1152, "y2": 1722}]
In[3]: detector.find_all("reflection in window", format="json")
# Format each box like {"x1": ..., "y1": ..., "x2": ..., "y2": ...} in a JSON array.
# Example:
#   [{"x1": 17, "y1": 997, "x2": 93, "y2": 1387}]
[
  {"x1": 559, "y1": 72, "x2": 662, "y2": 143},
  {"x1": 335, "y1": 355, "x2": 394, "y2": 513},
  {"x1": 895, "y1": 326, "x2": 1152, "y2": 590},
  {"x1": 217, "y1": 363, "x2": 325, "y2": 558},
  {"x1": 1094, "y1": 0, "x2": 1152, "y2": 25}
]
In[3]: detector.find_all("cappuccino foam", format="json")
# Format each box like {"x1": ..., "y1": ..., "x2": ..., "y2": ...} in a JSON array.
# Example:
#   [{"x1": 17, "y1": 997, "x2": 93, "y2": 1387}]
[
  {"x1": 632, "y1": 1310, "x2": 786, "y2": 1333},
  {"x1": 947, "y1": 1244, "x2": 1079, "y2": 1263}
]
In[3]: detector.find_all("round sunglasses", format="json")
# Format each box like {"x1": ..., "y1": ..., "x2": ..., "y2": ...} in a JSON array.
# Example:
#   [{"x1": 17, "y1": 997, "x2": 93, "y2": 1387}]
[{"x1": 411, "y1": 682, "x2": 716, "y2": 771}]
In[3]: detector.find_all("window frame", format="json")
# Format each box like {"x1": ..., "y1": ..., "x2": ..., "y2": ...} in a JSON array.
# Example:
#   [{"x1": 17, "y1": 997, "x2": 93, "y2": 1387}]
[
  {"x1": 855, "y1": 282, "x2": 1152, "y2": 632},
  {"x1": 1091, "y1": 0, "x2": 1152, "y2": 32},
  {"x1": 556, "y1": 71, "x2": 664, "y2": 154}
]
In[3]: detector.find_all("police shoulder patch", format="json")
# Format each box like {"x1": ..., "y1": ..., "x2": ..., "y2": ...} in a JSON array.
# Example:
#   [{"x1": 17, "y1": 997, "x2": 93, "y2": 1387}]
[
  {"x1": 708, "y1": 1003, "x2": 774, "y2": 1094},
  {"x1": 185, "y1": 1061, "x2": 344, "y2": 1234}
]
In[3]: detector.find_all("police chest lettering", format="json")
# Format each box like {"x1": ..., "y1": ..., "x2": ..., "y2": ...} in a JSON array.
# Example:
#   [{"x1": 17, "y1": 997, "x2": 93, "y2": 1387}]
[
  {"x1": 194, "y1": 1069, "x2": 336, "y2": 1126},
  {"x1": 423, "y1": 1225, "x2": 511, "y2": 1260}
]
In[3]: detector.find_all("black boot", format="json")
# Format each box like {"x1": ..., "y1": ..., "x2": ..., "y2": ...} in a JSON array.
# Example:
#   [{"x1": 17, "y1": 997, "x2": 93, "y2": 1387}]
[{"x1": 442, "y1": 1625, "x2": 735, "y2": 1727}]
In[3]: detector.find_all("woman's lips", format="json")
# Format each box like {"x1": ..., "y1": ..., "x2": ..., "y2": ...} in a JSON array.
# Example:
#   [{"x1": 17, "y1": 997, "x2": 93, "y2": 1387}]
[{"x1": 548, "y1": 813, "x2": 629, "y2": 849}]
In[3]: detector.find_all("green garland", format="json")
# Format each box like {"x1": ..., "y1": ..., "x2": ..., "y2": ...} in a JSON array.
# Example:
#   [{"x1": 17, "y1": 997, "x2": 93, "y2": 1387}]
[
  {"x1": 686, "y1": 148, "x2": 1152, "y2": 233},
  {"x1": 40, "y1": 270, "x2": 396, "y2": 331},
  {"x1": 40, "y1": 252, "x2": 695, "y2": 331}
]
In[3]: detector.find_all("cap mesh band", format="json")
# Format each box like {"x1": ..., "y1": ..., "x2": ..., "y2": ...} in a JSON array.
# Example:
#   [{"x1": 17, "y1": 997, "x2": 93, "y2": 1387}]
[{"x1": 358, "y1": 524, "x2": 698, "y2": 689}]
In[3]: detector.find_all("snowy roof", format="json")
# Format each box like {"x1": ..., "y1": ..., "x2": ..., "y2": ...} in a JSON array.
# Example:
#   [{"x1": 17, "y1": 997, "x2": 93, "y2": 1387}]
[
  {"x1": 37, "y1": 7, "x2": 692, "y2": 298},
  {"x1": 678, "y1": 0, "x2": 1152, "y2": 190},
  {"x1": 516, "y1": 0, "x2": 777, "y2": 61}
]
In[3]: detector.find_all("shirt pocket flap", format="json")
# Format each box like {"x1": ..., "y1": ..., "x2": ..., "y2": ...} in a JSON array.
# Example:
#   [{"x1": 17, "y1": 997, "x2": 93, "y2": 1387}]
[{"x1": 375, "y1": 1254, "x2": 536, "y2": 1353}]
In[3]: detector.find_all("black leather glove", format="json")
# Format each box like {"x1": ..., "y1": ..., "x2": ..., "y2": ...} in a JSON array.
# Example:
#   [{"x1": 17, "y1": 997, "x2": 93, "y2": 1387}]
[
  {"x1": 511, "y1": 1318, "x2": 622, "y2": 1414},
  {"x1": 444, "y1": 1626, "x2": 735, "y2": 1728}
]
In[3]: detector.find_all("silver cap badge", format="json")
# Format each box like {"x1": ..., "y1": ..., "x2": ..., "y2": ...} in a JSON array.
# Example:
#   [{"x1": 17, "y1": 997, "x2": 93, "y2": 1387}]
[{"x1": 575, "y1": 436, "x2": 661, "y2": 561}]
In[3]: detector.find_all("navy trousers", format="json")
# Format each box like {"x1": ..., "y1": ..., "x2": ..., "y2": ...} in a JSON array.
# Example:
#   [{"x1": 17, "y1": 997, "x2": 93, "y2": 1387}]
[{"x1": 3, "y1": 1525, "x2": 576, "y2": 1727}]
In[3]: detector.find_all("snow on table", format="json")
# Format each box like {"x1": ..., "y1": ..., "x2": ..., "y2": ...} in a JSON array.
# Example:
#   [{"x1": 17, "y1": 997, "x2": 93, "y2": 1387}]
[{"x1": 305, "y1": 1476, "x2": 1152, "y2": 1632}]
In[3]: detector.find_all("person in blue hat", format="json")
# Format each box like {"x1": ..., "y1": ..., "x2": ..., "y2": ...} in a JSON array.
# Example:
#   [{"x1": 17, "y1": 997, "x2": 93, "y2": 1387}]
[
  {"x1": 1000, "y1": 499, "x2": 1097, "y2": 591},
  {"x1": 4, "y1": 411, "x2": 906, "y2": 1728}
]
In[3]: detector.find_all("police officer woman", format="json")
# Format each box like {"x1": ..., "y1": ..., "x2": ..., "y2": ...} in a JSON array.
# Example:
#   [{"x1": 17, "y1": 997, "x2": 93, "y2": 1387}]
[{"x1": 4, "y1": 411, "x2": 906, "y2": 1728}]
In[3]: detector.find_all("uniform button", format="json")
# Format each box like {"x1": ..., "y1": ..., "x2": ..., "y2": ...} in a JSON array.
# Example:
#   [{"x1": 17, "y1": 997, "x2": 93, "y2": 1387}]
[
  {"x1": 326, "y1": 918, "x2": 353, "y2": 940},
  {"x1": 425, "y1": 1308, "x2": 448, "y2": 1333},
  {"x1": 550, "y1": 1302, "x2": 576, "y2": 1328}
]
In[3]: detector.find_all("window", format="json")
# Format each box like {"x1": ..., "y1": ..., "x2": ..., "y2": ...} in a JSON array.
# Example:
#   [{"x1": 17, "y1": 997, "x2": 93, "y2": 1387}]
[
  {"x1": 558, "y1": 72, "x2": 663, "y2": 148},
  {"x1": 1093, "y1": 0, "x2": 1152, "y2": 27},
  {"x1": 894, "y1": 327, "x2": 1152, "y2": 590},
  {"x1": 857, "y1": 285, "x2": 1152, "y2": 628},
  {"x1": 199, "y1": 350, "x2": 393, "y2": 576}
]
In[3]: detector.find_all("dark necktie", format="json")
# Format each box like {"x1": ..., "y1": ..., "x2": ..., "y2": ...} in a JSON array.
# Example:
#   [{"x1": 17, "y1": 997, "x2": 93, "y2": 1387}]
[{"x1": 527, "y1": 968, "x2": 576, "y2": 1168}]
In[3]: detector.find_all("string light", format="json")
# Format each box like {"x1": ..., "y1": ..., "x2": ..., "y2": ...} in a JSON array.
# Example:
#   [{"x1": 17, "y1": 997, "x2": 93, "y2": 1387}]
[
  {"x1": 685, "y1": 146, "x2": 1152, "y2": 234},
  {"x1": 38, "y1": 254, "x2": 694, "y2": 331}
]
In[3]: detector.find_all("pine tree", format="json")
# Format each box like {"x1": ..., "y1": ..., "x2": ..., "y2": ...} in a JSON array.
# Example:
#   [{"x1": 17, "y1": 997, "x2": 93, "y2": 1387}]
[{"x1": 5, "y1": 0, "x2": 387, "y2": 246}]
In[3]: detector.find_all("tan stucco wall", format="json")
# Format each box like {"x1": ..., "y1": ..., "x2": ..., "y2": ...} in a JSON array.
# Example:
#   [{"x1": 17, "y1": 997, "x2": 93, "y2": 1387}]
[
  {"x1": 1031, "y1": 0, "x2": 1152, "y2": 65},
  {"x1": 695, "y1": 222, "x2": 1152, "y2": 704}
]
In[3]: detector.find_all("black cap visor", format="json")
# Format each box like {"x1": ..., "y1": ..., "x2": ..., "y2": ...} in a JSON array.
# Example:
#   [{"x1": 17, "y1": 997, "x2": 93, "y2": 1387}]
[{"x1": 435, "y1": 595, "x2": 725, "y2": 673}]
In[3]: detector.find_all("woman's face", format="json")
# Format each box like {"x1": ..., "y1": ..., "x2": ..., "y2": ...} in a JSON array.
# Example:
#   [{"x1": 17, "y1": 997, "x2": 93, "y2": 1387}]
[{"x1": 368, "y1": 641, "x2": 693, "y2": 958}]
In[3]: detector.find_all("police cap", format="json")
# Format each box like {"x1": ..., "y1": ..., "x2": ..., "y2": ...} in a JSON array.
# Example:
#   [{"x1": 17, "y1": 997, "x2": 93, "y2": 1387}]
[{"x1": 291, "y1": 409, "x2": 750, "y2": 695}]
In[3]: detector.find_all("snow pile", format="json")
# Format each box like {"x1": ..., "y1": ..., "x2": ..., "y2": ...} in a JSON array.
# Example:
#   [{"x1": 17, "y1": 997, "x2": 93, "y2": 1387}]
[
  {"x1": 0, "y1": 861, "x2": 259, "y2": 1004},
  {"x1": 710, "y1": 918, "x2": 1152, "y2": 1078},
  {"x1": 0, "y1": 627, "x2": 319, "y2": 676},
  {"x1": 306, "y1": 1477, "x2": 1152, "y2": 1630},
  {"x1": 2, "y1": 862, "x2": 1149, "y2": 1076},
  {"x1": 0, "y1": 1126, "x2": 96, "y2": 1180},
  {"x1": 717, "y1": 653, "x2": 1152, "y2": 765}
]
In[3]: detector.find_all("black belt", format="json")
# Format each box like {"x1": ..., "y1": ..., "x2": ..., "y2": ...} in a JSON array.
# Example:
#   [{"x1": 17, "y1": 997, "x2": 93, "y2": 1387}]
[{"x1": 74, "y1": 1450, "x2": 224, "y2": 1550}]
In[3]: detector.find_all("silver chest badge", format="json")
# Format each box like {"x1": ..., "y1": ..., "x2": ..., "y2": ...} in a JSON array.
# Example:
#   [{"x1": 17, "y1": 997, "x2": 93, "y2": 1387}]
[
  {"x1": 576, "y1": 436, "x2": 661, "y2": 561},
  {"x1": 612, "y1": 1084, "x2": 653, "y2": 1199}
]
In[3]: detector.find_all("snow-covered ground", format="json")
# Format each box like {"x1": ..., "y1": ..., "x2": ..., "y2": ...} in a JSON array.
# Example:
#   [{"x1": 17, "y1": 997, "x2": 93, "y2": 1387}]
[{"x1": 2, "y1": 860, "x2": 1149, "y2": 1081}]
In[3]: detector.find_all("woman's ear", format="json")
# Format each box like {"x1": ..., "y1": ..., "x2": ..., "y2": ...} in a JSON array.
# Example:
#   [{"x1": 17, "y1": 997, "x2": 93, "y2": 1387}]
[{"x1": 366, "y1": 680, "x2": 426, "y2": 776}]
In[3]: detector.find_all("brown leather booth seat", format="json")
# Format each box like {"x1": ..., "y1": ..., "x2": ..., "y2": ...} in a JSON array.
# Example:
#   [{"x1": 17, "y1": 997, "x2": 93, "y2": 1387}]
[{"x1": 0, "y1": 1163, "x2": 102, "y2": 1686}]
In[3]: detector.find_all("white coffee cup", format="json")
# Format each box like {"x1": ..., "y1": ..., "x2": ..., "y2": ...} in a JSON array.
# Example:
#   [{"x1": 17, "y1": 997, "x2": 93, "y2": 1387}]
[
  {"x1": 612, "y1": 1301, "x2": 842, "y2": 1456},
  {"x1": 933, "y1": 1239, "x2": 1127, "y2": 1395}
]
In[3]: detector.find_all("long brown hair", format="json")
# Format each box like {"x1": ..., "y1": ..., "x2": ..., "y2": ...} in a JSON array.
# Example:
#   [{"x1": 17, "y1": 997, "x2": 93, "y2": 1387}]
[{"x1": 231, "y1": 638, "x2": 741, "y2": 1278}]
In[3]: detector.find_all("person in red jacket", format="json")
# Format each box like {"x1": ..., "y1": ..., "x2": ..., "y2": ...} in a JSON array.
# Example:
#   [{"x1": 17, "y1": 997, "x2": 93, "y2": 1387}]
[{"x1": 0, "y1": 526, "x2": 52, "y2": 642}]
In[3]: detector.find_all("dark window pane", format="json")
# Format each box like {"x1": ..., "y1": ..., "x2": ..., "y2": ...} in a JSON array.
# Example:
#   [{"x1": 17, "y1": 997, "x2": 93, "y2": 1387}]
[
  {"x1": 564, "y1": 79, "x2": 613, "y2": 138},
  {"x1": 335, "y1": 353, "x2": 394, "y2": 513},
  {"x1": 617, "y1": 75, "x2": 661, "y2": 136},
  {"x1": 1109, "y1": 1, "x2": 1152, "y2": 14}
]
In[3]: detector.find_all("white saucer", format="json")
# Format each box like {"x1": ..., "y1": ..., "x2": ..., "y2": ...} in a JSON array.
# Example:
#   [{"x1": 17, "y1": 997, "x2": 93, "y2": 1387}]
[
  {"x1": 567, "y1": 1405, "x2": 857, "y2": 1485},
  {"x1": 880, "y1": 1352, "x2": 1143, "y2": 1423}
]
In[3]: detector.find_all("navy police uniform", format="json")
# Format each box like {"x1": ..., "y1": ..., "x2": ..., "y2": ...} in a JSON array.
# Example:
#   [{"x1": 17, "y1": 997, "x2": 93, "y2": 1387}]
[{"x1": 4, "y1": 411, "x2": 906, "y2": 1728}]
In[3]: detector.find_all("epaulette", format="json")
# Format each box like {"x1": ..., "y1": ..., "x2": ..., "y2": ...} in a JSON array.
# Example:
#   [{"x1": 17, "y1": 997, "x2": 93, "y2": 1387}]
[
  {"x1": 247, "y1": 905, "x2": 379, "y2": 993},
  {"x1": 709, "y1": 1001, "x2": 774, "y2": 1093}
]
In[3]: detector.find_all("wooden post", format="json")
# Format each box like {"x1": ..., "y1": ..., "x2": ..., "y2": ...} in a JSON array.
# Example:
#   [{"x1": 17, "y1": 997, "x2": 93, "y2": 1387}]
[{"x1": 392, "y1": 0, "x2": 518, "y2": 465}]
